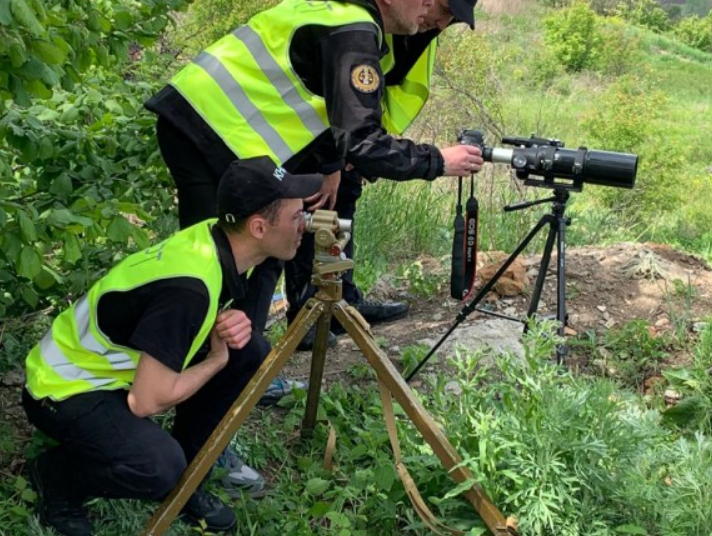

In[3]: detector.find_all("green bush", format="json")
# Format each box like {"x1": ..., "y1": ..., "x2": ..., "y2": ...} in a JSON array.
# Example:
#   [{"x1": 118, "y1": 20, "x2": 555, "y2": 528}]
[
  {"x1": 0, "y1": 0, "x2": 190, "y2": 316},
  {"x1": 544, "y1": 1, "x2": 605, "y2": 71},
  {"x1": 170, "y1": 0, "x2": 279, "y2": 55},
  {"x1": 0, "y1": 68, "x2": 177, "y2": 316},
  {"x1": 673, "y1": 13, "x2": 712, "y2": 52},
  {"x1": 0, "y1": 0, "x2": 191, "y2": 107},
  {"x1": 616, "y1": 0, "x2": 671, "y2": 32}
]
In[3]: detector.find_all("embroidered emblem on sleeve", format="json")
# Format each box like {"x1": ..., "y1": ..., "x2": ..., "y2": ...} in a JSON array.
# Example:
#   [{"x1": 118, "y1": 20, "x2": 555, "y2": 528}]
[{"x1": 350, "y1": 64, "x2": 380, "y2": 93}]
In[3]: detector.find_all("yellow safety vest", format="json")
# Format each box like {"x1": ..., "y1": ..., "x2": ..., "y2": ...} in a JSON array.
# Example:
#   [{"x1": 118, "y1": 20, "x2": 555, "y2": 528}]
[
  {"x1": 171, "y1": 0, "x2": 393, "y2": 165},
  {"x1": 25, "y1": 221, "x2": 223, "y2": 401},
  {"x1": 382, "y1": 36, "x2": 437, "y2": 135}
]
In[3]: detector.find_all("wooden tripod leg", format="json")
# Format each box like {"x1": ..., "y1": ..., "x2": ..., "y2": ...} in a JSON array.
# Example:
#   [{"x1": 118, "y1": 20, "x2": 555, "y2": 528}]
[
  {"x1": 332, "y1": 302, "x2": 518, "y2": 536},
  {"x1": 302, "y1": 306, "x2": 334, "y2": 437},
  {"x1": 142, "y1": 301, "x2": 324, "y2": 536}
]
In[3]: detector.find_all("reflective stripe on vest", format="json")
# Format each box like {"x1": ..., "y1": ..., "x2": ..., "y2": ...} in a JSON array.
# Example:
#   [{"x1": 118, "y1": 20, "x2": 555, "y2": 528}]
[
  {"x1": 171, "y1": 0, "x2": 386, "y2": 165},
  {"x1": 382, "y1": 38, "x2": 437, "y2": 135},
  {"x1": 26, "y1": 221, "x2": 222, "y2": 401}
]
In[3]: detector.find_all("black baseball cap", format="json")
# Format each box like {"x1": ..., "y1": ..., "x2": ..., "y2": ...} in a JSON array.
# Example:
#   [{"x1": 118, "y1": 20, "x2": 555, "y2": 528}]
[
  {"x1": 450, "y1": 0, "x2": 477, "y2": 29},
  {"x1": 218, "y1": 157, "x2": 322, "y2": 222}
]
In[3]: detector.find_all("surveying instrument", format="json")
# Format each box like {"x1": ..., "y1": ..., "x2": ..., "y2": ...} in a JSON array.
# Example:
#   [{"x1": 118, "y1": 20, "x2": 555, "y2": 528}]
[{"x1": 143, "y1": 210, "x2": 518, "y2": 536}]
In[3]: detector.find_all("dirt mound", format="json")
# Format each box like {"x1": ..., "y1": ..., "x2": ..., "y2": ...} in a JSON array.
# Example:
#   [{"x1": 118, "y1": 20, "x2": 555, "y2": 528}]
[{"x1": 280, "y1": 242, "x2": 712, "y2": 382}]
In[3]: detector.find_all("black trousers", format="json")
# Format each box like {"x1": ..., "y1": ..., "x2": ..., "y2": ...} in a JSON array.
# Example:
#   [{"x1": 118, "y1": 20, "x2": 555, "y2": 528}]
[{"x1": 22, "y1": 332, "x2": 270, "y2": 502}]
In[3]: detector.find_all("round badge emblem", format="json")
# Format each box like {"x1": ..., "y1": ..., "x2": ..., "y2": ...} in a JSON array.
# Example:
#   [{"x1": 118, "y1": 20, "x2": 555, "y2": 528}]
[{"x1": 350, "y1": 64, "x2": 380, "y2": 93}]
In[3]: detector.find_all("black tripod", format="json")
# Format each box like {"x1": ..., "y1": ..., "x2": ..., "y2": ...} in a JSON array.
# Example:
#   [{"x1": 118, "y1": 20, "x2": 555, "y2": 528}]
[{"x1": 406, "y1": 187, "x2": 573, "y2": 382}]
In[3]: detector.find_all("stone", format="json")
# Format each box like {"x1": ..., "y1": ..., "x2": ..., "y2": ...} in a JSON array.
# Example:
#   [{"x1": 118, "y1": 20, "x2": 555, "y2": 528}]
[
  {"x1": 1, "y1": 370, "x2": 24, "y2": 387},
  {"x1": 693, "y1": 322, "x2": 709, "y2": 333},
  {"x1": 597, "y1": 305, "x2": 607, "y2": 312},
  {"x1": 479, "y1": 256, "x2": 529, "y2": 297},
  {"x1": 444, "y1": 381, "x2": 463, "y2": 396},
  {"x1": 664, "y1": 390, "x2": 681, "y2": 404},
  {"x1": 655, "y1": 317, "x2": 670, "y2": 328}
]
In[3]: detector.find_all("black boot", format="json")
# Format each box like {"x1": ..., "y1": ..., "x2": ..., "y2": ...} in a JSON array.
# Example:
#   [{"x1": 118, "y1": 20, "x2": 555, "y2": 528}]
[
  {"x1": 355, "y1": 299, "x2": 410, "y2": 325},
  {"x1": 296, "y1": 325, "x2": 338, "y2": 352},
  {"x1": 29, "y1": 454, "x2": 92, "y2": 536},
  {"x1": 182, "y1": 487, "x2": 236, "y2": 533}
]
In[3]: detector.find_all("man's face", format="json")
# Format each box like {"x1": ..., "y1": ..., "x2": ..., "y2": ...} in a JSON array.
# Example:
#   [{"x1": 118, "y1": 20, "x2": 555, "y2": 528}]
[
  {"x1": 419, "y1": 0, "x2": 454, "y2": 32},
  {"x1": 388, "y1": 0, "x2": 434, "y2": 35},
  {"x1": 264, "y1": 198, "x2": 306, "y2": 260}
]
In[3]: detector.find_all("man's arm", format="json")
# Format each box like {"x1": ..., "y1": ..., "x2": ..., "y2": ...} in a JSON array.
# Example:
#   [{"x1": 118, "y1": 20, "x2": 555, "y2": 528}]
[
  {"x1": 320, "y1": 26, "x2": 481, "y2": 181},
  {"x1": 127, "y1": 309, "x2": 252, "y2": 418}
]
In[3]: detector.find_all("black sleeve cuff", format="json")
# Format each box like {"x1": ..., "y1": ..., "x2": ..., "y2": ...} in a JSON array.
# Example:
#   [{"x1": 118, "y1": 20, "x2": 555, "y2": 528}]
[
  {"x1": 319, "y1": 159, "x2": 346, "y2": 175},
  {"x1": 430, "y1": 148, "x2": 445, "y2": 180}
]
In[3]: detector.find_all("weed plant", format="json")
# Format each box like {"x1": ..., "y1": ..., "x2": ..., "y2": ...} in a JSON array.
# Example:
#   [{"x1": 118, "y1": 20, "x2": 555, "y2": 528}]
[{"x1": 5, "y1": 324, "x2": 712, "y2": 535}]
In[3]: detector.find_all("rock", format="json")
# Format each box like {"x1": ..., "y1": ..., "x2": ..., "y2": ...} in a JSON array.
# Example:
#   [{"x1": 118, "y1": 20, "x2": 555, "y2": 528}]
[
  {"x1": 484, "y1": 292, "x2": 499, "y2": 304},
  {"x1": 564, "y1": 326, "x2": 578, "y2": 336},
  {"x1": 432, "y1": 313, "x2": 443, "y2": 321},
  {"x1": 479, "y1": 257, "x2": 529, "y2": 297},
  {"x1": 644, "y1": 375, "x2": 665, "y2": 395},
  {"x1": 503, "y1": 307, "x2": 517, "y2": 316},
  {"x1": 390, "y1": 345, "x2": 401, "y2": 354},
  {"x1": 597, "y1": 305, "x2": 607, "y2": 312},
  {"x1": 603, "y1": 311, "x2": 611, "y2": 321},
  {"x1": 693, "y1": 322, "x2": 709, "y2": 333},
  {"x1": 655, "y1": 317, "x2": 670, "y2": 328},
  {"x1": 1, "y1": 370, "x2": 24, "y2": 387},
  {"x1": 664, "y1": 389, "x2": 681, "y2": 404},
  {"x1": 605, "y1": 319, "x2": 617, "y2": 328},
  {"x1": 444, "y1": 381, "x2": 463, "y2": 396}
]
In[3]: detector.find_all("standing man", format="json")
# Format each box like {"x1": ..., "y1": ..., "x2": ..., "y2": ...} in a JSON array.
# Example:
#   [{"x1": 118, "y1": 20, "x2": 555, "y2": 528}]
[
  {"x1": 285, "y1": 0, "x2": 478, "y2": 348},
  {"x1": 23, "y1": 158, "x2": 323, "y2": 536}
]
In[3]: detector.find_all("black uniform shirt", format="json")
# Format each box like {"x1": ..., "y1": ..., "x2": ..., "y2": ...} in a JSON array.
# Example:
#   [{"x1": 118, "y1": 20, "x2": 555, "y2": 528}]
[
  {"x1": 96, "y1": 226, "x2": 245, "y2": 373},
  {"x1": 145, "y1": 0, "x2": 444, "y2": 181}
]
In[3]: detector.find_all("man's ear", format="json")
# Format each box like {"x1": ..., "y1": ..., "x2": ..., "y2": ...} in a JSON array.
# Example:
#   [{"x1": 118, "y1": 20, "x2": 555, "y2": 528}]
[{"x1": 248, "y1": 215, "x2": 268, "y2": 239}]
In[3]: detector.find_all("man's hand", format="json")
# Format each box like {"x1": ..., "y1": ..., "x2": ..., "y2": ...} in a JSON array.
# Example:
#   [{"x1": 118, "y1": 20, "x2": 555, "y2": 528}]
[
  {"x1": 305, "y1": 170, "x2": 341, "y2": 210},
  {"x1": 439, "y1": 145, "x2": 484, "y2": 176},
  {"x1": 214, "y1": 309, "x2": 252, "y2": 350}
]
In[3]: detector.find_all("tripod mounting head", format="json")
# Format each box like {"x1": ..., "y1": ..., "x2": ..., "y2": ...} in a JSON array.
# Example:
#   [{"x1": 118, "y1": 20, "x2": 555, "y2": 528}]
[{"x1": 305, "y1": 210, "x2": 354, "y2": 275}]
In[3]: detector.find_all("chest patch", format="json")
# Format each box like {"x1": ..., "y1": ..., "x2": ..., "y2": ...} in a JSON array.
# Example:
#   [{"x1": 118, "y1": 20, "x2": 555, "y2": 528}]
[{"x1": 350, "y1": 64, "x2": 380, "y2": 93}]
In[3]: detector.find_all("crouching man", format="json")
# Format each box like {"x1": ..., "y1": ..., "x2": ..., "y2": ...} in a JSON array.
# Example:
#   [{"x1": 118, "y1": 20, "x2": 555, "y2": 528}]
[{"x1": 22, "y1": 157, "x2": 322, "y2": 536}]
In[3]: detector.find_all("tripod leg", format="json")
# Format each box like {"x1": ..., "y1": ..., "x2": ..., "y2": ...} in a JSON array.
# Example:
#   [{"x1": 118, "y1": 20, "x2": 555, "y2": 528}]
[
  {"x1": 142, "y1": 301, "x2": 324, "y2": 536},
  {"x1": 332, "y1": 303, "x2": 516, "y2": 536},
  {"x1": 461, "y1": 214, "x2": 553, "y2": 319},
  {"x1": 405, "y1": 214, "x2": 554, "y2": 383},
  {"x1": 555, "y1": 213, "x2": 569, "y2": 365},
  {"x1": 302, "y1": 305, "x2": 334, "y2": 437},
  {"x1": 524, "y1": 218, "x2": 557, "y2": 327}
]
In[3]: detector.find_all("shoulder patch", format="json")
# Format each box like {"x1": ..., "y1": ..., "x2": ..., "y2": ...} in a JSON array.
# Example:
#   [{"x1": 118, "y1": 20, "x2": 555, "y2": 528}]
[{"x1": 350, "y1": 64, "x2": 380, "y2": 93}]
